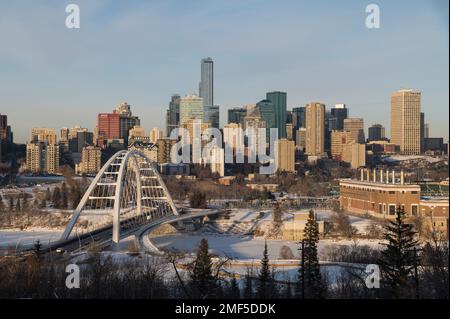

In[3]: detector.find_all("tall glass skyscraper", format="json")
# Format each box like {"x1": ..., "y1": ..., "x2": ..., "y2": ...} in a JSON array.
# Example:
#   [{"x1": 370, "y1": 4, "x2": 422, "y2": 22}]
[
  {"x1": 228, "y1": 107, "x2": 247, "y2": 125},
  {"x1": 166, "y1": 94, "x2": 180, "y2": 136},
  {"x1": 256, "y1": 99, "x2": 276, "y2": 140},
  {"x1": 199, "y1": 57, "x2": 214, "y2": 106},
  {"x1": 266, "y1": 91, "x2": 287, "y2": 138},
  {"x1": 330, "y1": 104, "x2": 348, "y2": 130}
]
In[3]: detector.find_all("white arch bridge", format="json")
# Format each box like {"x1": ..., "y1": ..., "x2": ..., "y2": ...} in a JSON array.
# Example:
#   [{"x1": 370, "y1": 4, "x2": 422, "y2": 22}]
[{"x1": 57, "y1": 150, "x2": 220, "y2": 252}]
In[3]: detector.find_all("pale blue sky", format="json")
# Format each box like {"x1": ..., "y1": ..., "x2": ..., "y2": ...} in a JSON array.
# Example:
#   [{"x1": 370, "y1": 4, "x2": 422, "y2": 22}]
[{"x1": 0, "y1": 0, "x2": 448, "y2": 143}]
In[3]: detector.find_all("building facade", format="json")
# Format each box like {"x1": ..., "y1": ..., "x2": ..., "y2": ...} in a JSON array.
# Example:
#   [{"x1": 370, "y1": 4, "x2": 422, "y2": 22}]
[
  {"x1": 266, "y1": 91, "x2": 287, "y2": 138},
  {"x1": 391, "y1": 89, "x2": 421, "y2": 155},
  {"x1": 305, "y1": 102, "x2": 325, "y2": 156},
  {"x1": 276, "y1": 138, "x2": 295, "y2": 173}
]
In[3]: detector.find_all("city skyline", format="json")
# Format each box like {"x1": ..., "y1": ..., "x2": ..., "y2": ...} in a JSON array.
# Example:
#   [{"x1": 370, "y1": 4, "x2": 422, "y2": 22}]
[{"x1": 0, "y1": 0, "x2": 448, "y2": 143}]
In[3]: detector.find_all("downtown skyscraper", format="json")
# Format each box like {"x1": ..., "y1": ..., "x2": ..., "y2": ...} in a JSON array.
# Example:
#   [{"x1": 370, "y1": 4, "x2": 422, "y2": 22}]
[
  {"x1": 199, "y1": 57, "x2": 219, "y2": 129},
  {"x1": 391, "y1": 89, "x2": 421, "y2": 155},
  {"x1": 266, "y1": 91, "x2": 287, "y2": 138}
]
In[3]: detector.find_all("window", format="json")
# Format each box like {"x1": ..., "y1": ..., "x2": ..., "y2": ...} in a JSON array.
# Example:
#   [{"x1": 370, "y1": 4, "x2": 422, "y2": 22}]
[
  {"x1": 411, "y1": 205, "x2": 418, "y2": 216},
  {"x1": 389, "y1": 205, "x2": 396, "y2": 215},
  {"x1": 379, "y1": 204, "x2": 382, "y2": 214},
  {"x1": 389, "y1": 191, "x2": 395, "y2": 194}
]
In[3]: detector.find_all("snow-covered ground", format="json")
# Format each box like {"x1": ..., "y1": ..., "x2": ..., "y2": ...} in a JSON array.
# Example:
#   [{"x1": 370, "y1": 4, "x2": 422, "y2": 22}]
[
  {"x1": 0, "y1": 229, "x2": 62, "y2": 249},
  {"x1": 151, "y1": 233, "x2": 381, "y2": 260}
]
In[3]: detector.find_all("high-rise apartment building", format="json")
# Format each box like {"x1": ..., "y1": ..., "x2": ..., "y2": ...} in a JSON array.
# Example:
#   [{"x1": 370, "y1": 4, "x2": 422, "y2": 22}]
[
  {"x1": 199, "y1": 57, "x2": 214, "y2": 107},
  {"x1": 26, "y1": 141, "x2": 59, "y2": 174},
  {"x1": 166, "y1": 94, "x2": 181, "y2": 137},
  {"x1": 266, "y1": 91, "x2": 287, "y2": 138},
  {"x1": 156, "y1": 138, "x2": 177, "y2": 164},
  {"x1": 305, "y1": 102, "x2": 325, "y2": 156},
  {"x1": 31, "y1": 128, "x2": 57, "y2": 145},
  {"x1": 179, "y1": 94, "x2": 204, "y2": 125},
  {"x1": 150, "y1": 128, "x2": 164, "y2": 143},
  {"x1": 76, "y1": 146, "x2": 101, "y2": 175},
  {"x1": 368, "y1": 124, "x2": 385, "y2": 142},
  {"x1": 344, "y1": 118, "x2": 365, "y2": 144},
  {"x1": 276, "y1": 138, "x2": 295, "y2": 173},
  {"x1": 330, "y1": 104, "x2": 348, "y2": 130},
  {"x1": 295, "y1": 128, "x2": 307, "y2": 151},
  {"x1": 391, "y1": 89, "x2": 421, "y2": 155}
]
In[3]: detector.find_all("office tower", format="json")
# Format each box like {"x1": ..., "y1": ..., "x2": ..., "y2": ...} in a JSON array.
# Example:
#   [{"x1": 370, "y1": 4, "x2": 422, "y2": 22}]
[
  {"x1": 210, "y1": 146, "x2": 225, "y2": 177},
  {"x1": 286, "y1": 123, "x2": 293, "y2": 140},
  {"x1": 0, "y1": 114, "x2": 12, "y2": 161},
  {"x1": 420, "y1": 112, "x2": 425, "y2": 153},
  {"x1": 166, "y1": 94, "x2": 181, "y2": 137},
  {"x1": 256, "y1": 99, "x2": 276, "y2": 140},
  {"x1": 113, "y1": 102, "x2": 140, "y2": 146},
  {"x1": 331, "y1": 104, "x2": 348, "y2": 130},
  {"x1": 150, "y1": 128, "x2": 164, "y2": 143},
  {"x1": 344, "y1": 118, "x2": 365, "y2": 144},
  {"x1": 26, "y1": 141, "x2": 60, "y2": 174},
  {"x1": 342, "y1": 142, "x2": 366, "y2": 169},
  {"x1": 179, "y1": 94, "x2": 204, "y2": 125},
  {"x1": 325, "y1": 111, "x2": 339, "y2": 151},
  {"x1": 286, "y1": 111, "x2": 293, "y2": 124},
  {"x1": 180, "y1": 119, "x2": 210, "y2": 146},
  {"x1": 266, "y1": 91, "x2": 287, "y2": 138},
  {"x1": 295, "y1": 128, "x2": 307, "y2": 151},
  {"x1": 368, "y1": 124, "x2": 385, "y2": 142},
  {"x1": 292, "y1": 107, "x2": 306, "y2": 144},
  {"x1": 76, "y1": 146, "x2": 102, "y2": 175},
  {"x1": 331, "y1": 130, "x2": 352, "y2": 160},
  {"x1": 0, "y1": 114, "x2": 8, "y2": 140},
  {"x1": 391, "y1": 89, "x2": 421, "y2": 155},
  {"x1": 199, "y1": 57, "x2": 214, "y2": 106},
  {"x1": 31, "y1": 128, "x2": 57, "y2": 144},
  {"x1": 424, "y1": 124, "x2": 429, "y2": 138},
  {"x1": 129, "y1": 126, "x2": 146, "y2": 140},
  {"x1": 305, "y1": 102, "x2": 325, "y2": 156},
  {"x1": 76, "y1": 131, "x2": 94, "y2": 153},
  {"x1": 228, "y1": 107, "x2": 247, "y2": 125},
  {"x1": 97, "y1": 113, "x2": 120, "y2": 147},
  {"x1": 276, "y1": 138, "x2": 295, "y2": 172},
  {"x1": 204, "y1": 105, "x2": 220, "y2": 129}
]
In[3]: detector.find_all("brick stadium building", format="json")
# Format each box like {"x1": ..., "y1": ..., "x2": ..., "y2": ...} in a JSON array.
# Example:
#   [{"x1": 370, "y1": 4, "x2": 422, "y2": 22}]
[{"x1": 339, "y1": 169, "x2": 448, "y2": 235}]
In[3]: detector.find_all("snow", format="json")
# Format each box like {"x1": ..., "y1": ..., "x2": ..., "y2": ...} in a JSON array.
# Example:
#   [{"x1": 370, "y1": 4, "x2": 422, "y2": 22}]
[
  {"x1": 0, "y1": 229, "x2": 62, "y2": 249},
  {"x1": 150, "y1": 233, "x2": 382, "y2": 260}
]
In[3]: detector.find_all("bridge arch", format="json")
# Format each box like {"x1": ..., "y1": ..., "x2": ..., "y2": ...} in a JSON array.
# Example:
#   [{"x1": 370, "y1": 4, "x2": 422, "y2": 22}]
[{"x1": 60, "y1": 150, "x2": 178, "y2": 244}]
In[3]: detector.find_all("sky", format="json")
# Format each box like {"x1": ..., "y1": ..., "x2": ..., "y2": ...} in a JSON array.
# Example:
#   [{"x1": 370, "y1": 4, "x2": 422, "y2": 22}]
[{"x1": 0, "y1": 0, "x2": 448, "y2": 143}]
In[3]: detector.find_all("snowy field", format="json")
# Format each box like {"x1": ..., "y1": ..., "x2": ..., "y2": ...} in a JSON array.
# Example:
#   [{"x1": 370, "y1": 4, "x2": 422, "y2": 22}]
[
  {"x1": 151, "y1": 233, "x2": 381, "y2": 260},
  {"x1": 0, "y1": 229, "x2": 62, "y2": 249}
]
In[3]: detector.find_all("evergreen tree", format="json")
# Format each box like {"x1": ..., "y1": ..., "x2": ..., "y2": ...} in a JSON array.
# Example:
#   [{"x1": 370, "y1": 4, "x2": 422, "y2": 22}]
[
  {"x1": 243, "y1": 268, "x2": 254, "y2": 299},
  {"x1": 299, "y1": 209, "x2": 325, "y2": 299},
  {"x1": 61, "y1": 182, "x2": 68, "y2": 209},
  {"x1": 190, "y1": 238, "x2": 215, "y2": 298},
  {"x1": 52, "y1": 187, "x2": 62, "y2": 208},
  {"x1": 379, "y1": 206, "x2": 420, "y2": 298},
  {"x1": 257, "y1": 241, "x2": 273, "y2": 298}
]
